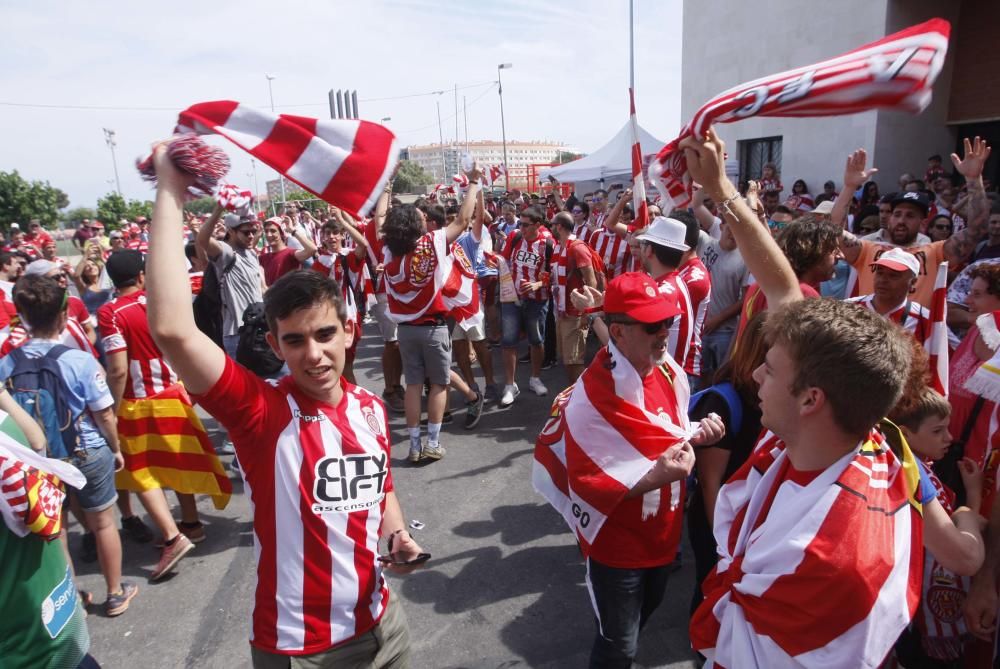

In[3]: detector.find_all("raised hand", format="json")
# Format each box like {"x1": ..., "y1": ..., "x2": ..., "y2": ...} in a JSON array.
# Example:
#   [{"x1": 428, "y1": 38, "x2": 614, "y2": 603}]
[
  {"x1": 951, "y1": 136, "x2": 992, "y2": 181},
  {"x1": 842, "y1": 149, "x2": 878, "y2": 191},
  {"x1": 690, "y1": 413, "x2": 726, "y2": 447},
  {"x1": 678, "y1": 126, "x2": 729, "y2": 199}
]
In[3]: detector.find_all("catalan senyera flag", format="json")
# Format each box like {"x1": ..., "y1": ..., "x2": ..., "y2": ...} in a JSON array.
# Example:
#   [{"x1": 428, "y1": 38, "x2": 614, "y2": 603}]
[
  {"x1": 628, "y1": 88, "x2": 649, "y2": 230},
  {"x1": 116, "y1": 384, "x2": 232, "y2": 510},
  {"x1": 648, "y1": 19, "x2": 951, "y2": 209},
  {"x1": 927, "y1": 261, "x2": 950, "y2": 397}
]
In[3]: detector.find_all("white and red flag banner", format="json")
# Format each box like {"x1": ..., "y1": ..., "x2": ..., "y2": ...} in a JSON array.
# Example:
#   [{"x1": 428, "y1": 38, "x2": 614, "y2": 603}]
[
  {"x1": 176, "y1": 101, "x2": 398, "y2": 219},
  {"x1": 928, "y1": 261, "x2": 950, "y2": 397},
  {"x1": 628, "y1": 88, "x2": 649, "y2": 229},
  {"x1": 532, "y1": 341, "x2": 694, "y2": 557},
  {"x1": 482, "y1": 164, "x2": 506, "y2": 187},
  {"x1": 649, "y1": 19, "x2": 950, "y2": 209}
]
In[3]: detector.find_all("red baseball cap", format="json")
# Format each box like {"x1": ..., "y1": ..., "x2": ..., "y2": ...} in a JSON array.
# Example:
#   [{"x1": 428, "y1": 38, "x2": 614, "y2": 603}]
[{"x1": 603, "y1": 272, "x2": 681, "y2": 323}]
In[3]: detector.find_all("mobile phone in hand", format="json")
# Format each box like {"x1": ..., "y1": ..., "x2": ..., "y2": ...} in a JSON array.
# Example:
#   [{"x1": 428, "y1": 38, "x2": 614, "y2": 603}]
[{"x1": 377, "y1": 552, "x2": 431, "y2": 566}]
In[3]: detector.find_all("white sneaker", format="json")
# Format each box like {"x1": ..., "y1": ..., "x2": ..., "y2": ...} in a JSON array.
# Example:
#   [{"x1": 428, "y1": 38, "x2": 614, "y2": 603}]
[
  {"x1": 499, "y1": 383, "x2": 520, "y2": 407},
  {"x1": 528, "y1": 377, "x2": 548, "y2": 396}
]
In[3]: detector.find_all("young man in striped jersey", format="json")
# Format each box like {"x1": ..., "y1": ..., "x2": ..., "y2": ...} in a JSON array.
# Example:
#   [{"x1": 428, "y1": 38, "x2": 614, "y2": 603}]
[{"x1": 146, "y1": 144, "x2": 425, "y2": 668}]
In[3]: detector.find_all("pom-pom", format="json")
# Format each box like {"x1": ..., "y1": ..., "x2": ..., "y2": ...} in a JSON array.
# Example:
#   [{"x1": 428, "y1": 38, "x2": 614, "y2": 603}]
[
  {"x1": 216, "y1": 183, "x2": 254, "y2": 215},
  {"x1": 136, "y1": 134, "x2": 231, "y2": 199}
]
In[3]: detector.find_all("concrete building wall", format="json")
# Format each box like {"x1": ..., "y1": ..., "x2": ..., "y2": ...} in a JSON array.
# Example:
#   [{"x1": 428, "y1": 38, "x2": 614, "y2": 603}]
[
  {"x1": 872, "y1": 0, "x2": 962, "y2": 190},
  {"x1": 407, "y1": 140, "x2": 563, "y2": 184},
  {"x1": 680, "y1": 0, "x2": 962, "y2": 196}
]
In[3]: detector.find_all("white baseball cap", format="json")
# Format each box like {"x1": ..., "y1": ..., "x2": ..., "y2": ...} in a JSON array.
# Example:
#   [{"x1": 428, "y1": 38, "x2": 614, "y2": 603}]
[
  {"x1": 871, "y1": 247, "x2": 919, "y2": 276},
  {"x1": 634, "y1": 216, "x2": 690, "y2": 252}
]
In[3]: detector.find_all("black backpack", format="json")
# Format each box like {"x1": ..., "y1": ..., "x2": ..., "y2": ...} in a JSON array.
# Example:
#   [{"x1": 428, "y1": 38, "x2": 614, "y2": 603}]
[
  {"x1": 193, "y1": 255, "x2": 237, "y2": 348},
  {"x1": 236, "y1": 302, "x2": 284, "y2": 377},
  {"x1": 6, "y1": 345, "x2": 81, "y2": 459}
]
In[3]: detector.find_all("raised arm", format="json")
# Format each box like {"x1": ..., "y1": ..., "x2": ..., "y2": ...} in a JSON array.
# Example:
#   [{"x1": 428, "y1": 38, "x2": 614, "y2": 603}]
[
  {"x1": 331, "y1": 207, "x2": 369, "y2": 259},
  {"x1": 943, "y1": 136, "x2": 992, "y2": 266},
  {"x1": 447, "y1": 166, "x2": 481, "y2": 244},
  {"x1": 146, "y1": 143, "x2": 227, "y2": 395},
  {"x1": 680, "y1": 127, "x2": 801, "y2": 308},
  {"x1": 372, "y1": 180, "x2": 392, "y2": 240},
  {"x1": 472, "y1": 187, "x2": 485, "y2": 242},
  {"x1": 549, "y1": 176, "x2": 566, "y2": 212},
  {"x1": 197, "y1": 202, "x2": 225, "y2": 261},
  {"x1": 284, "y1": 216, "x2": 318, "y2": 263},
  {"x1": 691, "y1": 187, "x2": 719, "y2": 233},
  {"x1": 833, "y1": 149, "x2": 879, "y2": 265},
  {"x1": 605, "y1": 187, "x2": 632, "y2": 238}
]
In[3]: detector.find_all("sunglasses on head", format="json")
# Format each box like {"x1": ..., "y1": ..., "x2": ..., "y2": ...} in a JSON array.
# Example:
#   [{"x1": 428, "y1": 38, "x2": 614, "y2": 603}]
[{"x1": 609, "y1": 316, "x2": 674, "y2": 334}]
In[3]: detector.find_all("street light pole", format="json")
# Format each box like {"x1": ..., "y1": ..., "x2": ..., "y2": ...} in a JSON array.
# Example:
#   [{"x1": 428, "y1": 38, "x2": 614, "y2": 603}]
[
  {"x1": 436, "y1": 97, "x2": 447, "y2": 181},
  {"x1": 102, "y1": 128, "x2": 122, "y2": 196},
  {"x1": 497, "y1": 63, "x2": 512, "y2": 189},
  {"x1": 265, "y1": 73, "x2": 286, "y2": 204}
]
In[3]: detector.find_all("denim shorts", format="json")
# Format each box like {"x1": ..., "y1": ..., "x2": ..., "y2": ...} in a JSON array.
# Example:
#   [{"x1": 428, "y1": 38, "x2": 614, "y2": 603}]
[
  {"x1": 67, "y1": 446, "x2": 118, "y2": 513},
  {"x1": 501, "y1": 299, "x2": 548, "y2": 347}
]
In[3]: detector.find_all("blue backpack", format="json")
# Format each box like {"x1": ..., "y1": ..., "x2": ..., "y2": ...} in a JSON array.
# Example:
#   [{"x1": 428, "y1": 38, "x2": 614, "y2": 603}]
[
  {"x1": 5, "y1": 345, "x2": 82, "y2": 459},
  {"x1": 688, "y1": 381, "x2": 743, "y2": 435}
]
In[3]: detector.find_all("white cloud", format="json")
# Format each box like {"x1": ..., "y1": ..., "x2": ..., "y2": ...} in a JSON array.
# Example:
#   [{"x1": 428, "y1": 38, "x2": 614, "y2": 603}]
[{"x1": 0, "y1": 0, "x2": 682, "y2": 210}]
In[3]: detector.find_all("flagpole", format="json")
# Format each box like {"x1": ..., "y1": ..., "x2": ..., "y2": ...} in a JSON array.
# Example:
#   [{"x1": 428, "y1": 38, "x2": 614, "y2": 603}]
[{"x1": 629, "y1": 0, "x2": 635, "y2": 90}]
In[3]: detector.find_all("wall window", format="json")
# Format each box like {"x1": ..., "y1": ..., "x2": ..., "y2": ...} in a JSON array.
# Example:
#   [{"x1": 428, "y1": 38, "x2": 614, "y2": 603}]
[{"x1": 738, "y1": 136, "x2": 783, "y2": 188}]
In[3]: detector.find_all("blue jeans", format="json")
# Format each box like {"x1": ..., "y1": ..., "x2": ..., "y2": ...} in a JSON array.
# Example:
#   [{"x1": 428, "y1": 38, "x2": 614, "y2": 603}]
[
  {"x1": 500, "y1": 299, "x2": 548, "y2": 347},
  {"x1": 587, "y1": 558, "x2": 673, "y2": 669},
  {"x1": 67, "y1": 446, "x2": 118, "y2": 513}
]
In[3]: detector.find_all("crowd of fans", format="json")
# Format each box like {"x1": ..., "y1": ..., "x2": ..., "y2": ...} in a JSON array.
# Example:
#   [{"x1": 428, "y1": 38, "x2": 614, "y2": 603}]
[{"x1": 4, "y1": 127, "x2": 1000, "y2": 668}]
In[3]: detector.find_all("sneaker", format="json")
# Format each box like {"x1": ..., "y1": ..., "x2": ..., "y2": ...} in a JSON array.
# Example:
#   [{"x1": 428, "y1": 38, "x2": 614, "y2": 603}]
[
  {"x1": 382, "y1": 391, "x2": 405, "y2": 415},
  {"x1": 121, "y1": 515, "x2": 154, "y2": 543},
  {"x1": 464, "y1": 391, "x2": 484, "y2": 430},
  {"x1": 483, "y1": 383, "x2": 500, "y2": 403},
  {"x1": 105, "y1": 582, "x2": 138, "y2": 617},
  {"x1": 179, "y1": 521, "x2": 206, "y2": 544},
  {"x1": 408, "y1": 444, "x2": 423, "y2": 463},
  {"x1": 499, "y1": 383, "x2": 520, "y2": 407},
  {"x1": 216, "y1": 439, "x2": 236, "y2": 455},
  {"x1": 79, "y1": 532, "x2": 97, "y2": 563},
  {"x1": 518, "y1": 351, "x2": 531, "y2": 363},
  {"x1": 541, "y1": 358, "x2": 558, "y2": 371},
  {"x1": 422, "y1": 444, "x2": 446, "y2": 461},
  {"x1": 150, "y1": 534, "x2": 195, "y2": 581},
  {"x1": 528, "y1": 377, "x2": 548, "y2": 396}
]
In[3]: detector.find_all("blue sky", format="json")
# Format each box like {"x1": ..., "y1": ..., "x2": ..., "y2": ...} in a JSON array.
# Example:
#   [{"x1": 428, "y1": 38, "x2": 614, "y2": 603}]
[{"x1": 0, "y1": 0, "x2": 682, "y2": 209}]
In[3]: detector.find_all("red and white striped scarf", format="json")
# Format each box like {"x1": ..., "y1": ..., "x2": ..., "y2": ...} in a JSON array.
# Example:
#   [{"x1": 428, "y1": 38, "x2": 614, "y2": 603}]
[
  {"x1": 0, "y1": 437, "x2": 85, "y2": 540},
  {"x1": 927, "y1": 261, "x2": 950, "y2": 397},
  {"x1": 590, "y1": 229, "x2": 629, "y2": 281},
  {"x1": 216, "y1": 182, "x2": 253, "y2": 213},
  {"x1": 532, "y1": 341, "x2": 694, "y2": 558},
  {"x1": 383, "y1": 229, "x2": 481, "y2": 328},
  {"x1": 649, "y1": 19, "x2": 951, "y2": 209},
  {"x1": 175, "y1": 101, "x2": 398, "y2": 219},
  {"x1": 691, "y1": 428, "x2": 924, "y2": 667},
  {"x1": 482, "y1": 164, "x2": 506, "y2": 187}
]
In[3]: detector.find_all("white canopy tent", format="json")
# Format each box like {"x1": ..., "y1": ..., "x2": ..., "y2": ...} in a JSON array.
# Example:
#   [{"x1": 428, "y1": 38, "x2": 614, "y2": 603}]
[{"x1": 539, "y1": 121, "x2": 666, "y2": 187}]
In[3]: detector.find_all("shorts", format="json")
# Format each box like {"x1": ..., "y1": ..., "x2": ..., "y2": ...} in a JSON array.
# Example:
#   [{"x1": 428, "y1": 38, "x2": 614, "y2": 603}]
[
  {"x1": 397, "y1": 323, "x2": 452, "y2": 386},
  {"x1": 372, "y1": 295, "x2": 398, "y2": 343},
  {"x1": 451, "y1": 317, "x2": 486, "y2": 342},
  {"x1": 501, "y1": 299, "x2": 548, "y2": 348},
  {"x1": 556, "y1": 315, "x2": 589, "y2": 366},
  {"x1": 67, "y1": 446, "x2": 118, "y2": 513}
]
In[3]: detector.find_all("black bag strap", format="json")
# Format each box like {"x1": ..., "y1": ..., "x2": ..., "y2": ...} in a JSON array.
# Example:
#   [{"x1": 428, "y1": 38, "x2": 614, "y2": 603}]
[{"x1": 955, "y1": 395, "x2": 987, "y2": 450}]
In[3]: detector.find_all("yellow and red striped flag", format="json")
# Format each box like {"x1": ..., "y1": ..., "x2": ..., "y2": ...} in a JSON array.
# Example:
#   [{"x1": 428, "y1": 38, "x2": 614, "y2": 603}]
[{"x1": 116, "y1": 384, "x2": 232, "y2": 509}]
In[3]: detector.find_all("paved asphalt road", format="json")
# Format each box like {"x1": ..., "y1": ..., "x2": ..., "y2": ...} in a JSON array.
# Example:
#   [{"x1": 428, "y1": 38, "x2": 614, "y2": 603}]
[{"x1": 73, "y1": 336, "x2": 700, "y2": 668}]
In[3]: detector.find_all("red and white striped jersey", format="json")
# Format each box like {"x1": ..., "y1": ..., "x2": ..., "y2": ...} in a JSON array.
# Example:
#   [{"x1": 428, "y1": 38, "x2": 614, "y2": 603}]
[
  {"x1": 847, "y1": 294, "x2": 932, "y2": 343},
  {"x1": 679, "y1": 258, "x2": 712, "y2": 377},
  {"x1": 194, "y1": 358, "x2": 394, "y2": 655},
  {"x1": 312, "y1": 251, "x2": 366, "y2": 346},
  {"x1": 654, "y1": 271, "x2": 694, "y2": 369},
  {"x1": 589, "y1": 229, "x2": 629, "y2": 281},
  {"x1": 360, "y1": 221, "x2": 386, "y2": 295},
  {"x1": 1, "y1": 317, "x2": 97, "y2": 359},
  {"x1": 126, "y1": 238, "x2": 149, "y2": 254},
  {"x1": 97, "y1": 291, "x2": 178, "y2": 400},
  {"x1": 501, "y1": 228, "x2": 553, "y2": 301}
]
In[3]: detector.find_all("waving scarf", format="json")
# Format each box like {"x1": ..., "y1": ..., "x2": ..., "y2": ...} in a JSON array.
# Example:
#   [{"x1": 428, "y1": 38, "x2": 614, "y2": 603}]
[
  {"x1": 0, "y1": 437, "x2": 85, "y2": 540},
  {"x1": 533, "y1": 341, "x2": 695, "y2": 557},
  {"x1": 649, "y1": 19, "x2": 950, "y2": 209}
]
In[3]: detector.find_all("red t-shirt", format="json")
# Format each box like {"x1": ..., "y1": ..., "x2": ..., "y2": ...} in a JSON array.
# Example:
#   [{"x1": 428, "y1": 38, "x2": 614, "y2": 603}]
[
  {"x1": 260, "y1": 247, "x2": 301, "y2": 286},
  {"x1": 192, "y1": 358, "x2": 394, "y2": 655},
  {"x1": 735, "y1": 281, "x2": 820, "y2": 343},
  {"x1": 589, "y1": 367, "x2": 685, "y2": 568},
  {"x1": 97, "y1": 290, "x2": 178, "y2": 400},
  {"x1": 562, "y1": 240, "x2": 593, "y2": 317}
]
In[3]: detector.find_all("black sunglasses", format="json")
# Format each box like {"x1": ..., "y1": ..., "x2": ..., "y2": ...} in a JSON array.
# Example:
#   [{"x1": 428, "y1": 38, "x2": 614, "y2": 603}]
[{"x1": 609, "y1": 316, "x2": 674, "y2": 334}]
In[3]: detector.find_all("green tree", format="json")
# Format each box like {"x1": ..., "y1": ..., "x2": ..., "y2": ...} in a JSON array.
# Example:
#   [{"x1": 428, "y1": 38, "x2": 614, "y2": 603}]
[
  {"x1": 124, "y1": 199, "x2": 154, "y2": 221},
  {"x1": 392, "y1": 160, "x2": 433, "y2": 194},
  {"x1": 282, "y1": 189, "x2": 325, "y2": 215},
  {"x1": 184, "y1": 196, "x2": 217, "y2": 216},
  {"x1": 62, "y1": 207, "x2": 96, "y2": 225},
  {"x1": 556, "y1": 151, "x2": 582, "y2": 163},
  {"x1": 95, "y1": 192, "x2": 127, "y2": 229},
  {"x1": 0, "y1": 170, "x2": 65, "y2": 229}
]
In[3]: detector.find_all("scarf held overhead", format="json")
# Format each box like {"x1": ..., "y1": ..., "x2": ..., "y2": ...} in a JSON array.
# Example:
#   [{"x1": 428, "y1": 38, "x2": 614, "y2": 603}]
[
  {"x1": 648, "y1": 19, "x2": 950, "y2": 209},
  {"x1": 175, "y1": 101, "x2": 398, "y2": 220},
  {"x1": 532, "y1": 341, "x2": 695, "y2": 558}
]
